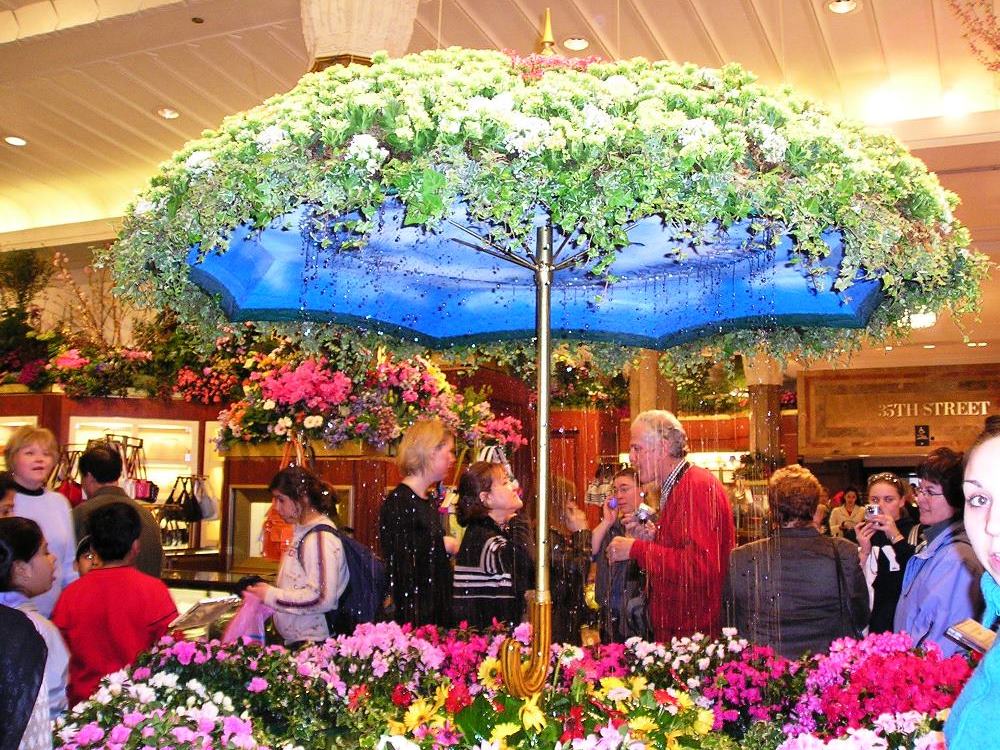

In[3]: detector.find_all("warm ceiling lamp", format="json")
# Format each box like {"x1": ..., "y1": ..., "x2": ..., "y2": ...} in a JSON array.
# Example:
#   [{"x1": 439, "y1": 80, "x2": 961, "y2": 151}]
[
  {"x1": 157, "y1": 107, "x2": 180, "y2": 120},
  {"x1": 563, "y1": 37, "x2": 589, "y2": 51},
  {"x1": 827, "y1": 0, "x2": 859, "y2": 14},
  {"x1": 4, "y1": 135, "x2": 27, "y2": 146}
]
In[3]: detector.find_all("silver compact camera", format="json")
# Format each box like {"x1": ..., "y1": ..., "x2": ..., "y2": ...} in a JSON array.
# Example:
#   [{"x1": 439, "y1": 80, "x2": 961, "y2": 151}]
[
  {"x1": 634, "y1": 503, "x2": 656, "y2": 523},
  {"x1": 864, "y1": 503, "x2": 879, "y2": 519}
]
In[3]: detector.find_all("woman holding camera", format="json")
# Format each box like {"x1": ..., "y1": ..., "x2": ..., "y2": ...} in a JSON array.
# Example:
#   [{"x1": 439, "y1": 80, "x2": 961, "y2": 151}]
[{"x1": 856, "y1": 472, "x2": 919, "y2": 633}]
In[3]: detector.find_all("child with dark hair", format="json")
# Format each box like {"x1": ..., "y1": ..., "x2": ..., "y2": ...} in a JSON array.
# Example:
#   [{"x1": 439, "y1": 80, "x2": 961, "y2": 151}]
[
  {"x1": 73, "y1": 536, "x2": 96, "y2": 576},
  {"x1": 52, "y1": 502, "x2": 177, "y2": 706},
  {"x1": 452, "y1": 461, "x2": 533, "y2": 629},
  {"x1": 0, "y1": 516, "x2": 70, "y2": 717},
  {"x1": 0, "y1": 471, "x2": 15, "y2": 518}
]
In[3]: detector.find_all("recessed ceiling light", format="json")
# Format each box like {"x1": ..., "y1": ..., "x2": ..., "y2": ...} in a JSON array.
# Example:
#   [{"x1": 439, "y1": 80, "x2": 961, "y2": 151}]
[
  {"x1": 923, "y1": 344, "x2": 936, "y2": 349},
  {"x1": 563, "y1": 37, "x2": 589, "y2": 51},
  {"x1": 157, "y1": 107, "x2": 180, "y2": 120},
  {"x1": 4, "y1": 135, "x2": 27, "y2": 146},
  {"x1": 909, "y1": 311, "x2": 937, "y2": 329},
  {"x1": 967, "y1": 342, "x2": 978, "y2": 347},
  {"x1": 977, "y1": 342, "x2": 988, "y2": 347},
  {"x1": 884, "y1": 345, "x2": 893, "y2": 351},
  {"x1": 827, "y1": 0, "x2": 859, "y2": 14}
]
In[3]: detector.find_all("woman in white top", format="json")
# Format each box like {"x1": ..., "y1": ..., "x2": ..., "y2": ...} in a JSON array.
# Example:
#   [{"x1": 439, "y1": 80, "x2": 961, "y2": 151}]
[
  {"x1": 6, "y1": 426, "x2": 77, "y2": 618},
  {"x1": 248, "y1": 467, "x2": 349, "y2": 646},
  {"x1": 830, "y1": 486, "x2": 865, "y2": 541},
  {"x1": 0, "y1": 515, "x2": 70, "y2": 718}
]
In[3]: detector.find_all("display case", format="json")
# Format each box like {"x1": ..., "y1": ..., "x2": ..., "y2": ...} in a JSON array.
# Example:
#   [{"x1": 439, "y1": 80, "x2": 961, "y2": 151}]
[{"x1": 0, "y1": 414, "x2": 37, "y2": 445}]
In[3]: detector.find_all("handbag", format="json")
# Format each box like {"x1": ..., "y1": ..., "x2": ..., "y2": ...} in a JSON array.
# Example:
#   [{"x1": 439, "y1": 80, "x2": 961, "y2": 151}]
[{"x1": 831, "y1": 539, "x2": 864, "y2": 639}]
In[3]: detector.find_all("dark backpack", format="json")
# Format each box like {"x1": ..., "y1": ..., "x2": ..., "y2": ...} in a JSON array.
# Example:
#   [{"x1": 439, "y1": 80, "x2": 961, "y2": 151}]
[{"x1": 298, "y1": 524, "x2": 386, "y2": 636}]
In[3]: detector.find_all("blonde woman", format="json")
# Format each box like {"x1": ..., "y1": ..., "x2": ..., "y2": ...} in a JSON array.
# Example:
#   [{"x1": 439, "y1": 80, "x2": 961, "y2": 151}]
[
  {"x1": 5, "y1": 427, "x2": 77, "y2": 618},
  {"x1": 378, "y1": 420, "x2": 459, "y2": 627}
]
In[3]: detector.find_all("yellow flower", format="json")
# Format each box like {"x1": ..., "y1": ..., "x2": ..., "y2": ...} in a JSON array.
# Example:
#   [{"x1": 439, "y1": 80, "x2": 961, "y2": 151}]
[
  {"x1": 629, "y1": 675, "x2": 649, "y2": 698},
  {"x1": 598, "y1": 676, "x2": 628, "y2": 700},
  {"x1": 432, "y1": 684, "x2": 449, "y2": 712},
  {"x1": 519, "y1": 692, "x2": 547, "y2": 733},
  {"x1": 490, "y1": 722, "x2": 521, "y2": 747},
  {"x1": 675, "y1": 691, "x2": 694, "y2": 710},
  {"x1": 693, "y1": 708, "x2": 714, "y2": 735},
  {"x1": 403, "y1": 698, "x2": 435, "y2": 731},
  {"x1": 478, "y1": 657, "x2": 502, "y2": 691},
  {"x1": 664, "y1": 729, "x2": 683, "y2": 750},
  {"x1": 386, "y1": 719, "x2": 407, "y2": 736},
  {"x1": 628, "y1": 715, "x2": 657, "y2": 735}
]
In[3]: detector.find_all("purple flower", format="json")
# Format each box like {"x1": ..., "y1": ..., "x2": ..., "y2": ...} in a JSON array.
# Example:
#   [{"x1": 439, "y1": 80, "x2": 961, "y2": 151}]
[{"x1": 247, "y1": 677, "x2": 269, "y2": 693}]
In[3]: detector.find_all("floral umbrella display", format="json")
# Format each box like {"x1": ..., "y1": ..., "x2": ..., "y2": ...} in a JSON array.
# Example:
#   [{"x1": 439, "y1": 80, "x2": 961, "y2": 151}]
[{"x1": 108, "y1": 47, "x2": 989, "y2": 694}]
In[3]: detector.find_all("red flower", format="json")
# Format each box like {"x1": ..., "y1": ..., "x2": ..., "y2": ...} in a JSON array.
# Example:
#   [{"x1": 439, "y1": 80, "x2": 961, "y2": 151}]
[
  {"x1": 391, "y1": 684, "x2": 413, "y2": 708},
  {"x1": 347, "y1": 684, "x2": 368, "y2": 711},
  {"x1": 559, "y1": 705, "x2": 585, "y2": 743},
  {"x1": 444, "y1": 682, "x2": 471, "y2": 714}
]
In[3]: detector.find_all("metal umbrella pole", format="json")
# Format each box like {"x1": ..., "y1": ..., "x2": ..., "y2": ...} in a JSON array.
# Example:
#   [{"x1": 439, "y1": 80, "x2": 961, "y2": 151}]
[{"x1": 501, "y1": 223, "x2": 554, "y2": 696}]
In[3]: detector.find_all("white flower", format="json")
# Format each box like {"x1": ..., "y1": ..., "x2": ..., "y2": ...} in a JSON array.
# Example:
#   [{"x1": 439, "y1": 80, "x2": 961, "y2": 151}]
[
  {"x1": 278, "y1": 416, "x2": 293, "y2": 428},
  {"x1": 184, "y1": 150, "x2": 215, "y2": 174},
  {"x1": 345, "y1": 133, "x2": 389, "y2": 175},
  {"x1": 376, "y1": 736, "x2": 421, "y2": 750},
  {"x1": 132, "y1": 198, "x2": 155, "y2": 216},
  {"x1": 92, "y1": 686, "x2": 113, "y2": 704},
  {"x1": 150, "y1": 671, "x2": 179, "y2": 689},
  {"x1": 262, "y1": 399, "x2": 276, "y2": 410},
  {"x1": 603, "y1": 74, "x2": 637, "y2": 100},
  {"x1": 256, "y1": 124, "x2": 288, "y2": 151},
  {"x1": 132, "y1": 684, "x2": 156, "y2": 704},
  {"x1": 677, "y1": 118, "x2": 721, "y2": 148},
  {"x1": 303, "y1": 415, "x2": 323, "y2": 429}
]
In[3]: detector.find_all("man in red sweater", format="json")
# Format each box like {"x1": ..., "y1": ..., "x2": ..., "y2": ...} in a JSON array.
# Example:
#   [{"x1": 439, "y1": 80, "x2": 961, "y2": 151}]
[
  {"x1": 606, "y1": 410, "x2": 735, "y2": 642},
  {"x1": 53, "y1": 502, "x2": 177, "y2": 706}
]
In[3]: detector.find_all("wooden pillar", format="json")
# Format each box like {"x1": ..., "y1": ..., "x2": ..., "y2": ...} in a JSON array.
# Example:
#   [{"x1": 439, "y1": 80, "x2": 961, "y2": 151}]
[
  {"x1": 743, "y1": 352, "x2": 783, "y2": 462},
  {"x1": 628, "y1": 349, "x2": 677, "y2": 417}
]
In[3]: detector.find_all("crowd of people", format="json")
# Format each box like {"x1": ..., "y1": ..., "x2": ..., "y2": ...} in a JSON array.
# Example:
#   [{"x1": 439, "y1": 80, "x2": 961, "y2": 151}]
[{"x1": 3, "y1": 410, "x2": 999, "y2": 749}]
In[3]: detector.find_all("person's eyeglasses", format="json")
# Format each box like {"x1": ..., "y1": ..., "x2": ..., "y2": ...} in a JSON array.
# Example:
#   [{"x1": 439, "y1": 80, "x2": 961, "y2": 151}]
[{"x1": 915, "y1": 486, "x2": 945, "y2": 499}]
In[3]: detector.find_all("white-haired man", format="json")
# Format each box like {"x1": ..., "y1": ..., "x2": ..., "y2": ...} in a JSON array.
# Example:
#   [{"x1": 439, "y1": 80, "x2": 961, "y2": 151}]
[{"x1": 606, "y1": 410, "x2": 735, "y2": 641}]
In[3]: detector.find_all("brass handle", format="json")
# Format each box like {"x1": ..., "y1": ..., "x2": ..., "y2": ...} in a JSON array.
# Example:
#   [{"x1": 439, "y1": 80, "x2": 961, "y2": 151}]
[{"x1": 500, "y1": 592, "x2": 552, "y2": 697}]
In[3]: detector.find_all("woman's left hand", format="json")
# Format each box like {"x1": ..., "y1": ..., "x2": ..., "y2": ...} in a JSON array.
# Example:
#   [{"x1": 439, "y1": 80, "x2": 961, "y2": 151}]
[{"x1": 246, "y1": 582, "x2": 271, "y2": 601}]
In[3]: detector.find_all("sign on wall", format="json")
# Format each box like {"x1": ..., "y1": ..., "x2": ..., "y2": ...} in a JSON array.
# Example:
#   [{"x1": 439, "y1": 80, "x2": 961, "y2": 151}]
[{"x1": 798, "y1": 364, "x2": 999, "y2": 458}]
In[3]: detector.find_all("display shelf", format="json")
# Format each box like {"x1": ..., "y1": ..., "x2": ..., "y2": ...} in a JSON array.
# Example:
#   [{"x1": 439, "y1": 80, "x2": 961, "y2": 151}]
[{"x1": 0, "y1": 415, "x2": 38, "y2": 445}]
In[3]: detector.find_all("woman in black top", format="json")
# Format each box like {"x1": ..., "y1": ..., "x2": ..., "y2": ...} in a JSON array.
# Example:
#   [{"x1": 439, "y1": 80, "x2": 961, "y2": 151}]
[
  {"x1": 453, "y1": 462, "x2": 533, "y2": 629},
  {"x1": 856, "y1": 472, "x2": 919, "y2": 632},
  {"x1": 378, "y1": 419, "x2": 459, "y2": 628}
]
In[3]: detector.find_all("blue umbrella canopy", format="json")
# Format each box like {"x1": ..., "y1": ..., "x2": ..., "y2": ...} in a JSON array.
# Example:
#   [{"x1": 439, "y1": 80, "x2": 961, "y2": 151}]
[{"x1": 187, "y1": 199, "x2": 881, "y2": 347}]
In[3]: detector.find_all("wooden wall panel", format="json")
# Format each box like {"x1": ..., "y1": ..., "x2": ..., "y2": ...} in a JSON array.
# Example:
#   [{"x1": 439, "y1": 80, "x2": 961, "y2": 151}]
[{"x1": 799, "y1": 364, "x2": 1000, "y2": 459}]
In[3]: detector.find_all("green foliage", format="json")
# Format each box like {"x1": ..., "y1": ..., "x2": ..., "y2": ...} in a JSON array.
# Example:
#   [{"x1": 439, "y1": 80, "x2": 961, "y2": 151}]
[
  {"x1": 662, "y1": 355, "x2": 747, "y2": 415},
  {"x1": 0, "y1": 249, "x2": 53, "y2": 308}
]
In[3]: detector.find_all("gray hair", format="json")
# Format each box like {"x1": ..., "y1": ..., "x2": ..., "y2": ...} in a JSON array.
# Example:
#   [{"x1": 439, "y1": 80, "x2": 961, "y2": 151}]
[{"x1": 632, "y1": 410, "x2": 687, "y2": 459}]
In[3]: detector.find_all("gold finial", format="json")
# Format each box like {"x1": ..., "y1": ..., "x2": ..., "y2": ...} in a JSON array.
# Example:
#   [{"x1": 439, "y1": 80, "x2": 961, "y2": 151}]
[{"x1": 540, "y1": 7, "x2": 556, "y2": 56}]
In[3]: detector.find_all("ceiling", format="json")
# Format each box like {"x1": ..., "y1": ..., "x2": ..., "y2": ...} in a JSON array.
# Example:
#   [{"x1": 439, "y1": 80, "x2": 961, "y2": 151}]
[{"x1": 0, "y1": 0, "x2": 996, "y2": 371}]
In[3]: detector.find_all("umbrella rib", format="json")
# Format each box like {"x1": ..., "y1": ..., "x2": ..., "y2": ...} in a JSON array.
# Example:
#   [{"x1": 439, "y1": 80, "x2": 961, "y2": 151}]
[{"x1": 445, "y1": 221, "x2": 537, "y2": 271}]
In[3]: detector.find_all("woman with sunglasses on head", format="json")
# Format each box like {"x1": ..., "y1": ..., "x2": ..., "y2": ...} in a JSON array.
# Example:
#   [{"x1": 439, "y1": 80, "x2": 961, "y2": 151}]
[
  {"x1": 944, "y1": 416, "x2": 1000, "y2": 748},
  {"x1": 856, "y1": 472, "x2": 920, "y2": 633},
  {"x1": 893, "y1": 447, "x2": 984, "y2": 656}
]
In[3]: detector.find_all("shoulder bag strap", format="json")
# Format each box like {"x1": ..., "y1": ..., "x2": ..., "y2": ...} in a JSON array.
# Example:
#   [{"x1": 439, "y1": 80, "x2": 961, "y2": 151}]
[{"x1": 829, "y1": 538, "x2": 855, "y2": 637}]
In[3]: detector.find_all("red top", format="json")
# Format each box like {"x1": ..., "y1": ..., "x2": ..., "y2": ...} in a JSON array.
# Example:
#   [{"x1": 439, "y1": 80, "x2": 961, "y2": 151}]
[
  {"x1": 52, "y1": 566, "x2": 177, "y2": 706},
  {"x1": 629, "y1": 464, "x2": 735, "y2": 642}
]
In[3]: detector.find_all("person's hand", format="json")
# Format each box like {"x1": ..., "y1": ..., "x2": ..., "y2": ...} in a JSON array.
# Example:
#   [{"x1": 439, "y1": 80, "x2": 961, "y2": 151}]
[
  {"x1": 443, "y1": 535, "x2": 460, "y2": 556},
  {"x1": 606, "y1": 535, "x2": 635, "y2": 563},
  {"x1": 622, "y1": 513, "x2": 656, "y2": 541},
  {"x1": 601, "y1": 497, "x2": 618, "y2": 525},
  {"x1": 856, "y1": 520, "x2": 876, "y2": 559},
  {"x1": 563, "y1": 503, "x2": 589, "y2": 533},
  {"x1": 246, "y1": 582, "x2": 271, "y2": 601},
  {"x1": 873, "y1": 513, "x2": 902, "y2": 543}
]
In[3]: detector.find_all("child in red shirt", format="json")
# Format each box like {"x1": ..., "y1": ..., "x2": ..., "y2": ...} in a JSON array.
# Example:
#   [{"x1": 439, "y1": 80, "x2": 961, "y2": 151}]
[{"x1": 52, "y1": 502, "x2": 177, "y2": 707}]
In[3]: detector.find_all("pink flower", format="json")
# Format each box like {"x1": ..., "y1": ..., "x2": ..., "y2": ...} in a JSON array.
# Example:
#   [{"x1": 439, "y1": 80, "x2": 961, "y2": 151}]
[
  {"x1": 73, "y1": 723, "x2": 106, "y2": 746},
  {"x1": 247, "y1": 676, "x2": 268, "y2": 693},
  {"x1": 53, "y1": 348, "x2": 90, "y2": 370}
]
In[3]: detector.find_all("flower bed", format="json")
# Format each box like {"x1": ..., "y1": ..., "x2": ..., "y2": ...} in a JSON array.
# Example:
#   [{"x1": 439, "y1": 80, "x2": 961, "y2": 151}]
[{"x1": 55, "y1": 625, "x2": 970, "y2": 750}]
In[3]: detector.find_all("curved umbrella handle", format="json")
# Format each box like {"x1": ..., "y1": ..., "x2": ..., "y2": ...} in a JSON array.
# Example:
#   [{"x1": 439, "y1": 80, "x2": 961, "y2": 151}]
[{"x1": 500, "y1": 591, "x2": 552, "y2": 697}]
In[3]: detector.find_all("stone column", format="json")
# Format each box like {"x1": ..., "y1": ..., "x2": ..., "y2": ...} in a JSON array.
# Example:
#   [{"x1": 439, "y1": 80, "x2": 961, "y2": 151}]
[
  {"x1": 300, "y1": 0, "x2": 420, "y2": 71},
  {"x1": 743, "y1": 352, "x2": 783, "y2": 462},
  {"x1": 628, "y1": 349, "x2": 677, "y2": 417}
]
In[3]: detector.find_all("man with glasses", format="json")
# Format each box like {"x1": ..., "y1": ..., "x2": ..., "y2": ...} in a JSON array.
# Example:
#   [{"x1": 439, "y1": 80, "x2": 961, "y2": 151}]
[{"x1": 605, "y1": 410, "x2": 735, "y2": 641}]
